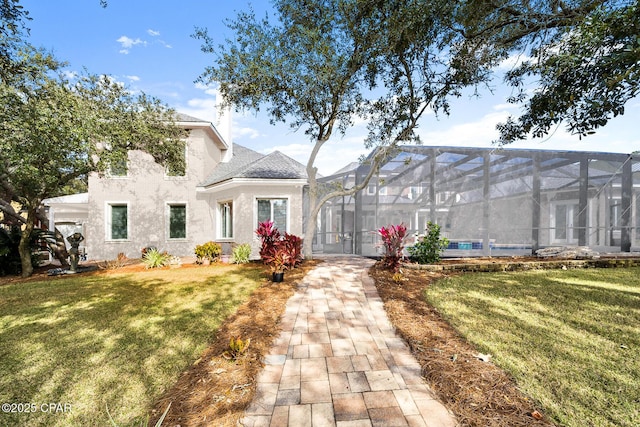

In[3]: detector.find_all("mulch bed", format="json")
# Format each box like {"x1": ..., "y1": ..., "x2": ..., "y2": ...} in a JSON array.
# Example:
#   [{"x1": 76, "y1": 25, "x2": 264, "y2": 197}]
[{"x1": 370, "y1": 264, "x2": 556, "y2": 427}]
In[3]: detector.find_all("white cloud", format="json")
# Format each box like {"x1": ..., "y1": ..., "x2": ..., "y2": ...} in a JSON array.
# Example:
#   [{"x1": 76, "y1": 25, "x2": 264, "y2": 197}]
[
  {"x1": 147, "y1": 29, "x2": 160, "y2": 36},
  {"x1": 125, "y1": 75, "x2": 140, "y2": 82},
  {"x1": 496, "y1": 52, "x2": 531, "y2": 72},
  {"x1": 116, "y1": 35, "x2": 146, "y2": 54},
  {"x1": 236, "y1": 127, "x2": 261, "y2": 139},
  {"x1": 62, "y1": 70, "x2": 78, "y2": 80},
  {"x1": 194, "y1": 82, "x2": 219, "y2": 97}
]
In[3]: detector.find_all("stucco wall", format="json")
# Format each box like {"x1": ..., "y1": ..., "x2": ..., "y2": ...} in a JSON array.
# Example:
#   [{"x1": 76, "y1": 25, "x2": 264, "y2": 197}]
[
  {"x1": 203, "y1": 181, "x2": 306, "y2": 260},
  {"x1": 86, "y1": 129, "x2": 220, "y2": 260}
]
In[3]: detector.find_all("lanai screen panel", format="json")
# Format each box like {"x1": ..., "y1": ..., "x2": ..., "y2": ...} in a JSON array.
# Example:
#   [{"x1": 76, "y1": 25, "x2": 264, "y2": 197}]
[{"x1": 315, "y1": 146, "x2": 637, "y2": 257}]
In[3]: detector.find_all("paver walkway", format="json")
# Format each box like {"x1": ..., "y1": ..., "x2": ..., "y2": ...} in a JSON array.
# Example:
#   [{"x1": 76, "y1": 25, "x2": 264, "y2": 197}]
[{"x1": 240, "y1": 256, "x2": 457, "y2": 427}]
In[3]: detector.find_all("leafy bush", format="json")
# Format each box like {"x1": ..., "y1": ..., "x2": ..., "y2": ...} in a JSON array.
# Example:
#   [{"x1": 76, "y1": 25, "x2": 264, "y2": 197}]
[
  {"x1": 231, "y1": 243, "x2": 252, "y2": 264},
  {"x1": 378, "y1": 223, "x2": 407, "y2": 271},
  {"x1": 141, "y1": 246, "x2": 157, "y2": 257},
  {"x1": 255, "y1": 221, "x2": 303, "y2": 272},
  {"x1": 0, "y1": 225, "x2": 53, "y2": 276},
  {"x1": 261, "y1": 242, "x2": 290, "y2": 273},
  {"x1": 283, "y1": 233, "x2": 303, "y2": 268},
  {"x1": 408, "y1": 221, "x2": 449, "y2": 264},
  {"x1": 256, "y1": 220, "x2": 281, "y2": 260},
  {"x1": 142, "y1": 249, "x2": 169, "y2": 269},
  {"x1": 194, "y1": 241, "x2": 222, "y2": 263}
]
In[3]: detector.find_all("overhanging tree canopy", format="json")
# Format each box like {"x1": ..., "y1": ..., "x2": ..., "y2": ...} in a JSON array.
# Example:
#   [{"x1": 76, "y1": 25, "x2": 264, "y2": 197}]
[{"x1": 195, "y1": 0, "x2": 502, "y2": 257}]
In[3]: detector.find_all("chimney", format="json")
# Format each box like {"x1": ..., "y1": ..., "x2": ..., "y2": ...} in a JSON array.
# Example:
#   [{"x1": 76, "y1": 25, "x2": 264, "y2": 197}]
[{"x1": 215, "y1": 90, "x2": 233, "y2": 163}]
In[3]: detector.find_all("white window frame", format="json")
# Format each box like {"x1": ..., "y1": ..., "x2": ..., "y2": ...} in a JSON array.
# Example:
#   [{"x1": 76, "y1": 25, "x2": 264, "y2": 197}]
[
  {"x1": 255, "y1": 197, "x2": 290, "y2": 233},
  {"x1": 106, "y1": 202, "x2": 129, "y2": 241},
  {"x1": 218, "y1": 200, "x2": 234, "y2": 240},
  {"x1": 166, "y1": 202, "x2": 188, "y2": 240}
]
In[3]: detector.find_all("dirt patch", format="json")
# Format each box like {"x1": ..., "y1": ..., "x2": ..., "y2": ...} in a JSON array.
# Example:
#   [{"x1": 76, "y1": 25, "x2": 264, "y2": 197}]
[{"x1": 370, "y1": 264, "x2": 555, "y2": 427}]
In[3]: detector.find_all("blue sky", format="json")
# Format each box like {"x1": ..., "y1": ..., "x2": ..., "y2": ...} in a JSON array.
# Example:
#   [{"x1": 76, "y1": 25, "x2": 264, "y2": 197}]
[{"x1": 22, "y1": 0, "x2": 640, "y2": 175}]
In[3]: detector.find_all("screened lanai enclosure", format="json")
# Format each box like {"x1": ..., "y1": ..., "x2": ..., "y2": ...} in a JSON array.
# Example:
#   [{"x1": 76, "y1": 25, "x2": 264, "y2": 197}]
[{"x1": 311, "y1": 146, "x2": 639, "y2": 257}]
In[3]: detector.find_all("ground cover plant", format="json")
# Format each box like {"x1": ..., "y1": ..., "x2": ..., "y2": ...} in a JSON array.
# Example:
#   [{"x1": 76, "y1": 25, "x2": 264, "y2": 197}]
[
  {"x1": 424, "y1": 268, "x2": 640, "y2": 427},
  {"x1": 0, "y1": 263, "x2": 264, "y2": 426}
]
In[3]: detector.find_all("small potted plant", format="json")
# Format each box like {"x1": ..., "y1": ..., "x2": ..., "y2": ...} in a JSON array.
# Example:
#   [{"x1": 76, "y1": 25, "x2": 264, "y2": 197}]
[{"x1": 267, "y1": 244, "x2": 290, "y2": 282}]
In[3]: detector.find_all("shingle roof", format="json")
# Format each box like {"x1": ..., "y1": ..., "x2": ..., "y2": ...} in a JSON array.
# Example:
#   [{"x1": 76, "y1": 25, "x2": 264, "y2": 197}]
[
  {"x1": 199, "y1": 144, "x2": 308, "y2": 188},
  {"x1": 174, "y1": 113, "x2": 209, "y2": 123}
]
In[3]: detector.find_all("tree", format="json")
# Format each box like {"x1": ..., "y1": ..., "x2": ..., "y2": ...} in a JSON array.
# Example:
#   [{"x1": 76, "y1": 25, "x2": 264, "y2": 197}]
[
  {"x1": 1, "y1": 69, "x2": 186, "y2": 277},
  {"x1": 195, "y1": 0, "x2": 500, "y2": 258},
  {"x1": 1, "y1": 1, "x2": 186, "y2": 277},
  {"x1": 457, "y1": 0, "x2": 639, "y2": 143}
]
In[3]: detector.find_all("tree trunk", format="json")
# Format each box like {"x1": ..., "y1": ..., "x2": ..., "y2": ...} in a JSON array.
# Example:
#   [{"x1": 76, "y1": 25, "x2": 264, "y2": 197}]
[
  {"x1": 19, "y1": 208, "x2": 36, "y2": 278},
  {"x1": 303, "y1": 200, "x2": 321, "y2": 260}
]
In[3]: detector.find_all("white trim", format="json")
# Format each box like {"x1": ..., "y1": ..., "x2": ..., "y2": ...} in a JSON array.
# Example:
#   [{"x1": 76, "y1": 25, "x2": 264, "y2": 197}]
[
  {"x1": 217, "y1": 199, "x2": 234, "y2": 240},
  {"x1": 198, "y1": 178, "x2": 307, "y2": 193},
  {"x1": 166, "y1": 201, "x2": 188, "y2": 241},
  {"x1": 175, "y1": 120, "x2": 228, "y2": 150},
  {"x1": 105, "y1": 201, "x2": 130, "y2": 241}
]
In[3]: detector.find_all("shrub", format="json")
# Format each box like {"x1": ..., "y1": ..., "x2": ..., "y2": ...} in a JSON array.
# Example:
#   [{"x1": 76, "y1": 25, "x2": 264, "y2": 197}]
[
  {"x1": 255, "y1": 220, "x2": 281, "y2": 260},
  {"x1": 194, "y1": 241, "x2": 222, "y2": 263},
  {"x1": 378, "y1": 223, "x2": 407, "y2": 271},
  {"x1": 141, "y1": 246, "x2": 157, "y2": 257},
  {"x1": 231, "y1": 243, "x2": 252, "y2": 264},
  {"x1": 142, "y1": 249, "x2": 169, "y2": 269},
  {"x1": 255, "y1": 221, "x2": 303, "y2": 272},
  {"x1": 261, "y1": 242, "x2": 290, "y2": 273},
  {"x1": 0, "y1": 226, "x2": 23, "y2": 276},
  {"x1": 283, "y1": 233, "x2": 303, "y2": 268},
  {"x1": 0, "y1": 225, "x2": 53, "y2": 276},
  {"x1": 408, "y1": 221, "x2": 449, "y2": 264}
]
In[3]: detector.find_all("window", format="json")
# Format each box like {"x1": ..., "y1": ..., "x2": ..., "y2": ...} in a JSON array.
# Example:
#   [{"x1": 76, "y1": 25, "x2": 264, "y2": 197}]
[
  {"x1": 108, "y1": 204, "x2": 128, "y2": 240},
  {"x1": 219, "y1": 202, "x2": 233, "y2": 239},
  {"x1": 168, "y1": 204, "x2": 186, "y2": 239},
  {"x1": 257, "y1": 198, "x2": 287, "y2": 231}
]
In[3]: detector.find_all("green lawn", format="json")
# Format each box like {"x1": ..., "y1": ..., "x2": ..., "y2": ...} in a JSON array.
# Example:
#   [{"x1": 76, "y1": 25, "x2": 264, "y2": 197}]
[
  {"x1": 0, "y1": 264, "x2": 264, "y2": 426},
  {"x1": 424, "y1": 267, "x2": 640, "y2": 427}
]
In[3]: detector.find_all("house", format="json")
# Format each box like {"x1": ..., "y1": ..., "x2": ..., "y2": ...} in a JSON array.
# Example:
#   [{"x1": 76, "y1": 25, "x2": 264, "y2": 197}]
[
  {"x1": 45, "y1": 118, "x2": 640, "y2": 262},
  {"x1": 45, "y1": 114, "x2": 308, "y2": 261}
]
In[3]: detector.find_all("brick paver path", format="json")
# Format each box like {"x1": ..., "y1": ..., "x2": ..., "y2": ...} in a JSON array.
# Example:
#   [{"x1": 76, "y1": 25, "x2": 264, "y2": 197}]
[{"x1": 240, "y1": 256, "x2": 457, "y2": 427}]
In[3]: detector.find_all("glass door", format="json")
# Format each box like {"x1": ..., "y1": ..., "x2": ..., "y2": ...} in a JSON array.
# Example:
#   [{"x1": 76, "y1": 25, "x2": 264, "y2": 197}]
[{"x1": 551, "y1": 202, "x2": 580, "y2": 244}]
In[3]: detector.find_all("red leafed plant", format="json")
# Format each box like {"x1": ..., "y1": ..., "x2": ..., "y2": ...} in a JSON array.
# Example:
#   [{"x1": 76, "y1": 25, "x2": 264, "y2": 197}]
[
  {"x1": 283, "y1": 232, "x2": 303, "y2": 268},
  {"x1": 256, "y1": 220, "x2": 281, "y2": 260},
  {"x1": 256, "y1": 221, "x2": 303, "y2": 273},
  {"x1": 378, "y1": 223, "x2": 407, "y2": 271}
]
